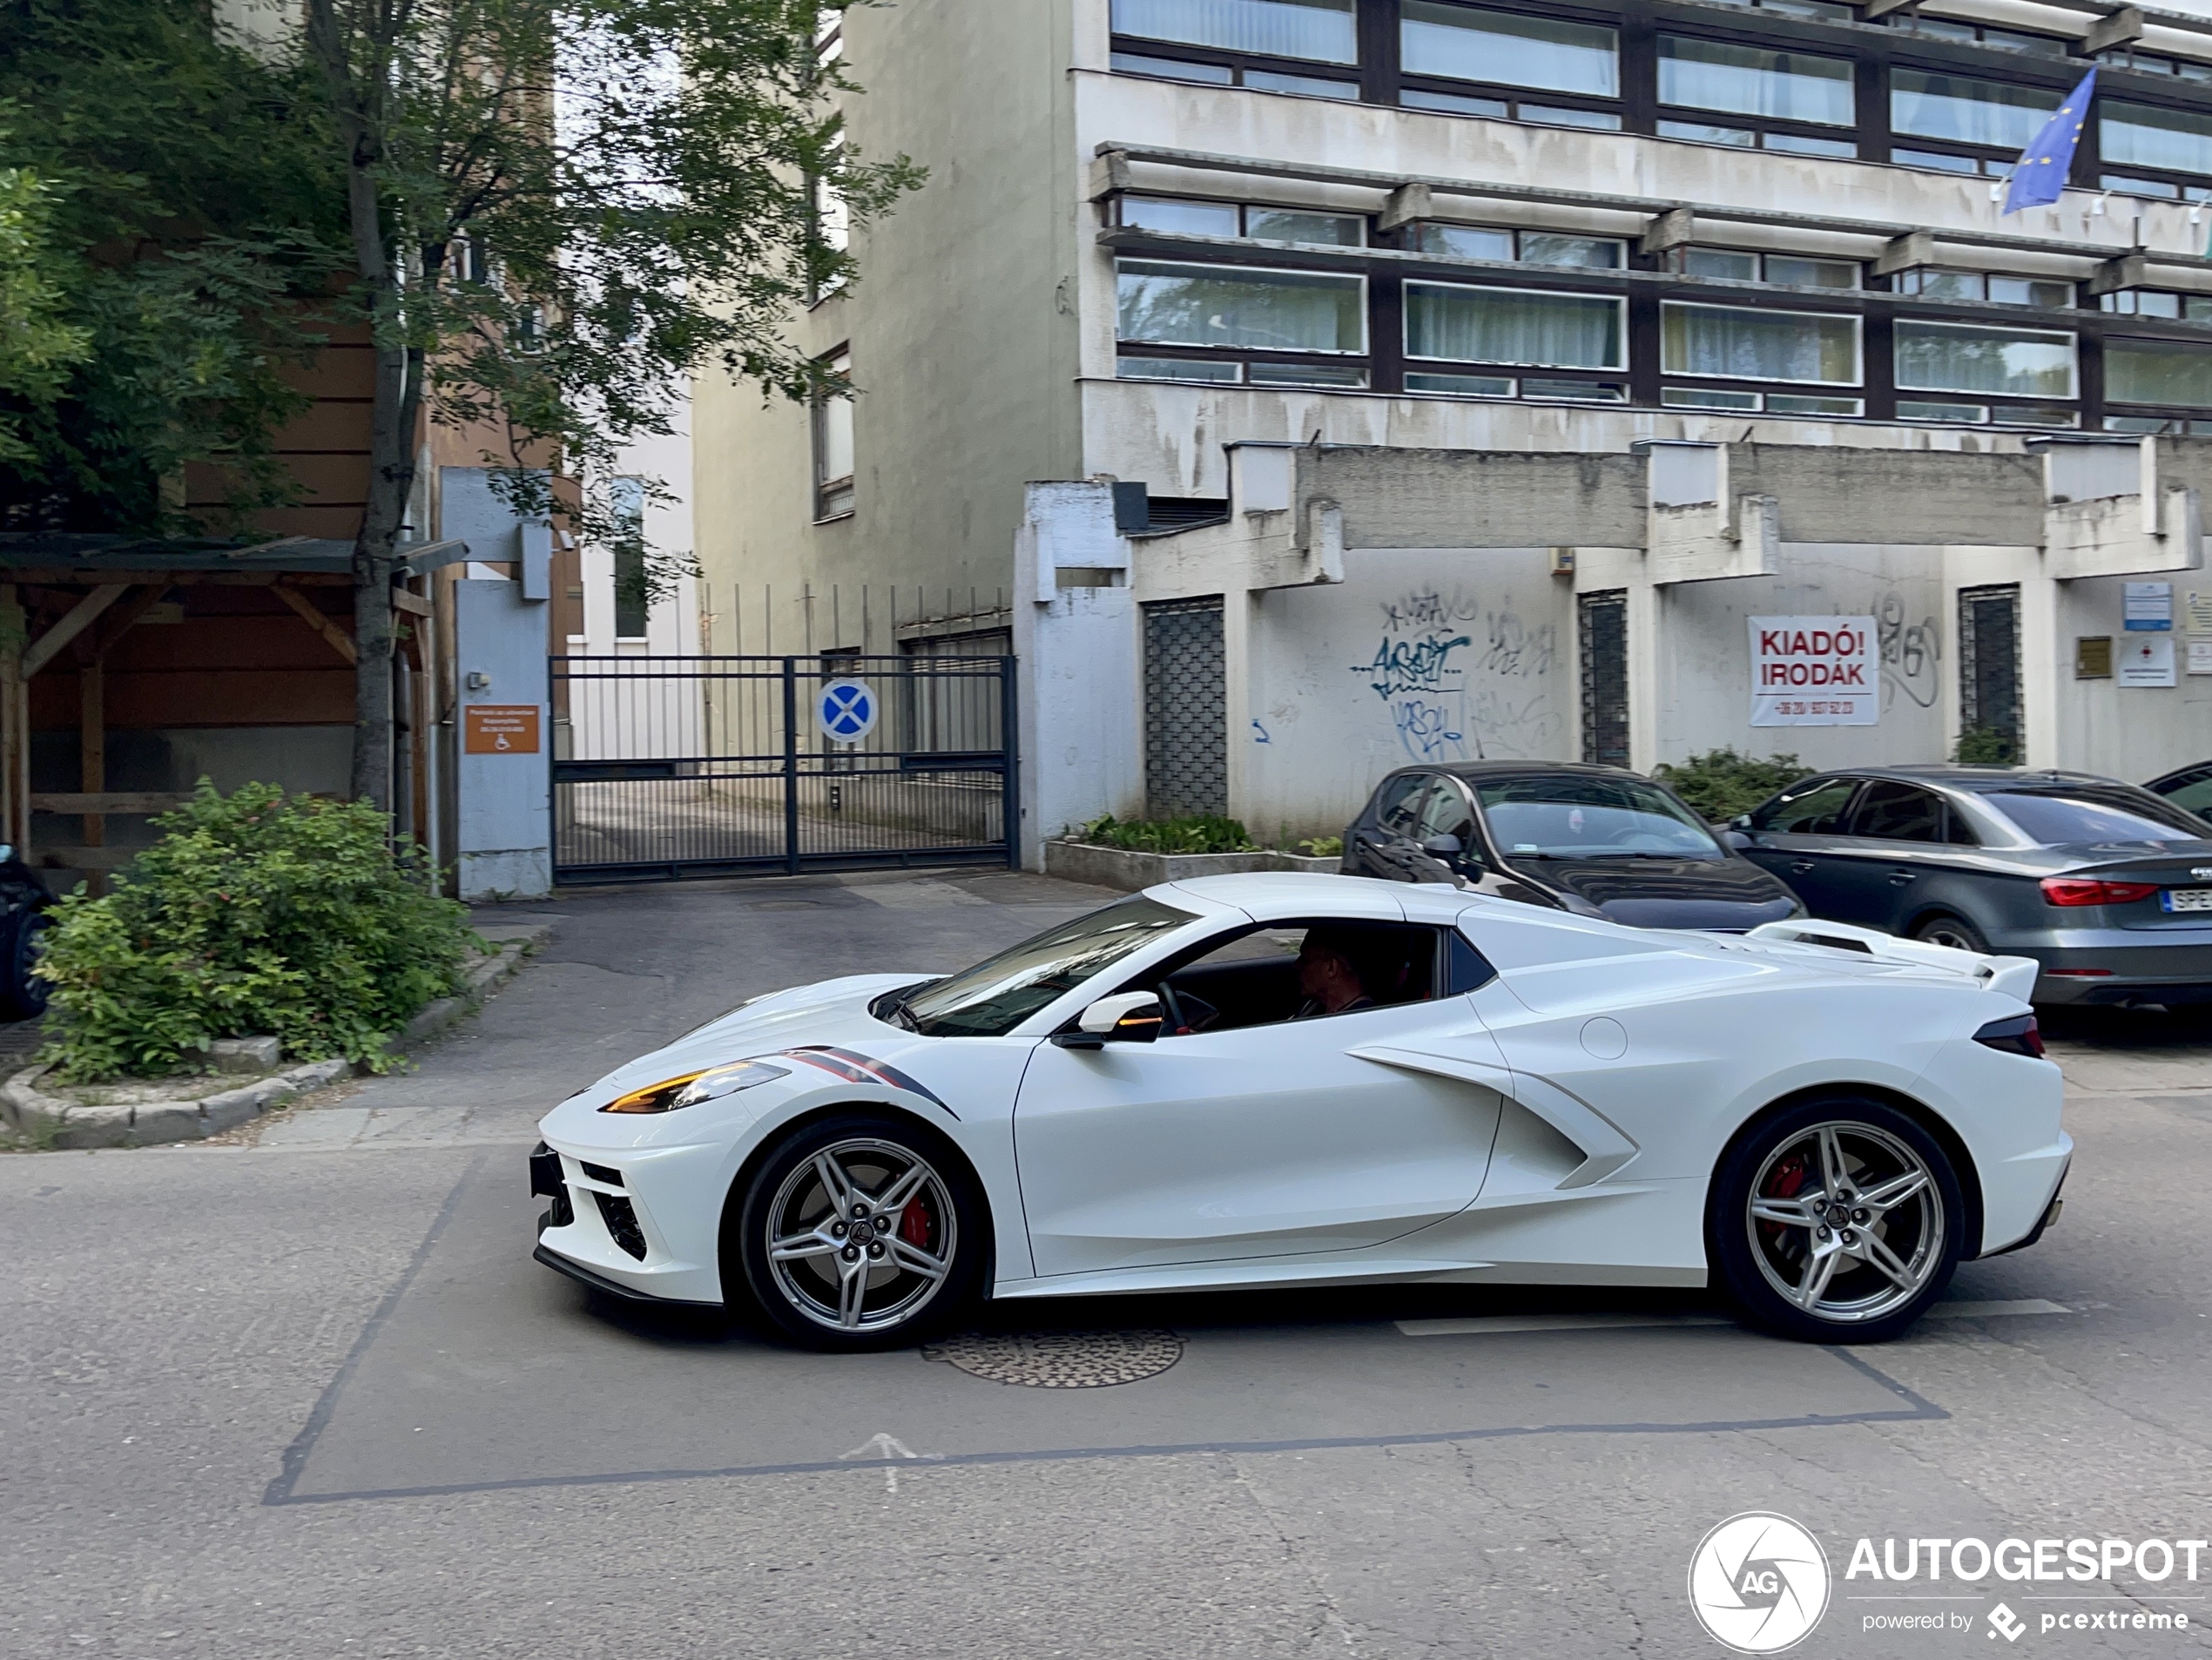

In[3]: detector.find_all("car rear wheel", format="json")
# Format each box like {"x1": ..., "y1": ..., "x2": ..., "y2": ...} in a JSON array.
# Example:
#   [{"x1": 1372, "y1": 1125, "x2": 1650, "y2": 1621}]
[
  {"x1": 732, "y1": 1113, "x2": 983, "y2": 1352},
  {"x1": 1912, "y1": 914, "x2": 1987, "y2": 955},
  {"x1": 1708, "y1": 1097, "x2": 1964, "y2": 1343}
]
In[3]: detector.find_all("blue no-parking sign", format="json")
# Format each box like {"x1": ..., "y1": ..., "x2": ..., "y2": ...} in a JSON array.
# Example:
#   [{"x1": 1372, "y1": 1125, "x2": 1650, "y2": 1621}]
[{"x1": 817, "y1": 678, "x2": 877, "y2": 742}]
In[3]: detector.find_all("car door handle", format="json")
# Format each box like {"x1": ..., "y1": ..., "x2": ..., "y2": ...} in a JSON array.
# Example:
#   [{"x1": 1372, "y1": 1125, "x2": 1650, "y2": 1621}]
[
  {"x1": 1789, "y1": 860, "x2": 1817, "y2": 875},
  {"x1": 1888, "y1": 870, "x2": 1917, "y2": 885}
]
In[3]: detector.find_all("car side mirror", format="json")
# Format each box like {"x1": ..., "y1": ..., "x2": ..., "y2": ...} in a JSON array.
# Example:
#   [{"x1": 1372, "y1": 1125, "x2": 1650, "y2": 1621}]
[
  {"x1": 1052, "y1": 991, "x2": 1164, "y2": 1049},
  {"x1": 1722, "y1": 829, "x2": 1754, "y2": 851},
  {"x1": 1420, "y1": 833, "x2": 1462, "y2": 857}
]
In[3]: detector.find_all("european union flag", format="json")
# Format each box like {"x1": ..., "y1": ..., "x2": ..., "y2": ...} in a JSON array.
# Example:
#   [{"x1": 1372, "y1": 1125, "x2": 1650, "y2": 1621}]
[{"x1": 2002, "y1": 69, "x2": 2095, "y2": 214}]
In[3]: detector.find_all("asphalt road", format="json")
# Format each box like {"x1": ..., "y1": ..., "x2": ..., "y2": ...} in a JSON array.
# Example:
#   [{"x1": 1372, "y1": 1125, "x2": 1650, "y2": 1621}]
[{"x1": 5, "y1": 870, "x2": 2212, "y2": 1659}]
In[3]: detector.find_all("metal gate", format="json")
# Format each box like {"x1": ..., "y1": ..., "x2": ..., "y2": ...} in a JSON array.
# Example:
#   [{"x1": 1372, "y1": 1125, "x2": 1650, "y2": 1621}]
[
  {"x1": 1142, "y1": 596, "x2": 1227, "y2": 819},
  {"x1": 550, "y1": 654, "x2": 1016, "y2": 883}
]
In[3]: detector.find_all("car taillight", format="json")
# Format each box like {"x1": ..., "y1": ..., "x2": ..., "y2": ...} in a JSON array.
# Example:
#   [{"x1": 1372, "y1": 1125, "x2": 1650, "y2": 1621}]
[
  {"x1": 2040, "y1": 877, "x2": 2161, "y2": 908},
  {"x1": 1974, "y1": 1014, "x2": 2045, "y2": 1058}
]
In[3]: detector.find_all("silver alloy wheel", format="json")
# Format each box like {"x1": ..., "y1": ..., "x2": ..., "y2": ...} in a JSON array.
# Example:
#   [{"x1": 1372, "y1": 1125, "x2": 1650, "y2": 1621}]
[
  {"x1": 1745, "y1": 1120, "x2": 1944, "y2": 1324},
  {"x1": 1917, "y1": 919, "x2": 1980, "y2": 952},
  {"x1": 764, "y1": 1137, "x2": 957, "y2": 1333}
]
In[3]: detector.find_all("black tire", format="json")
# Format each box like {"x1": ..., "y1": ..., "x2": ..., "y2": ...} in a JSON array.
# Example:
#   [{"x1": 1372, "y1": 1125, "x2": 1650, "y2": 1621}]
[
  {"x1": 1708, "y1": 1095, "x2": 1965, "y2": 1344},
  {"x1": 730, "y1": 1111, "x2": 985, "y2": 1352},
  {"x1": 0, "y1": 907, "x2": 51, "y2": 1022},
  {"x1": 1913, "y1": 913, "x2": 1988, "y2": 955}
]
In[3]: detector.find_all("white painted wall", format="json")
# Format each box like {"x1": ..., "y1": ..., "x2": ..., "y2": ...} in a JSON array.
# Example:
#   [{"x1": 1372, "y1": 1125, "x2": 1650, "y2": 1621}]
[{"x1": 2053, "y1": 574, "x2": 2212, "y2": 781}]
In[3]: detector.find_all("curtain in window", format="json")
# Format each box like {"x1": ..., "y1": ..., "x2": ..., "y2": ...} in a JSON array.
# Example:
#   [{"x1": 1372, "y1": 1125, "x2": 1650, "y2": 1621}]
[
  {"x1": 1111, "y1": 0, "x2": 1357, "y2": 64},
  {"x1": 1405, "y1": 284, "x2": 1623, "y2": 368},
  {"x1": 1658, "y1": 37, "x2": 1852, "y2": 125},
  {"x1": 1400, "y1": 2, "x2": 1617, "y2": 96},
  {"x1": 2102, "y1": 102, "x2": 2212, "y2": 179},
  {"x1": 1894, "y1": 321, "x2": 2076, "y2": 397},
  {"x1": 2107, "y1": 338, "x2": 2212, "y2": 406},
  {"x1": 1661, "y1": 305, "x2": 1859, "y2": 383},
  {"x1": 1891, "y1": 70, "x2": 2060, "y2": 149},
  {"x1": 1117, "y1": 260, "x2": 1365, "y2": 351}
]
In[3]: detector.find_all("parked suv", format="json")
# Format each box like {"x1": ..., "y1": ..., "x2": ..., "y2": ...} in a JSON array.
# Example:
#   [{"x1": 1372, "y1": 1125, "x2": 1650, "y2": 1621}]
[
  {"x1": 0, "y1": 843, "x2": 49, "y2": 1021},
  {"x1": 1735, "y1": 765, "x2": 2212, "y2": 1006},
  {"x1": 1342, "y1": 761, "x2": 1803, "y2": 930}
]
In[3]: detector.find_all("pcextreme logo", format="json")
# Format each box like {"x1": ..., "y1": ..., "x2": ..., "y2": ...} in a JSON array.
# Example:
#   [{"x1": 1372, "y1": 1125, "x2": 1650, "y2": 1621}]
[{"x1": 1688, "y1": 1513, "x2": 1833, "y2": 1655}]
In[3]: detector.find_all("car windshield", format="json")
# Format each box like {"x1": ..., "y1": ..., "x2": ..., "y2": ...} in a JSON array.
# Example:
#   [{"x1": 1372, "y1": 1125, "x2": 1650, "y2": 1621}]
[
  {"x1": 1475, "y1": 775, "x2": 1722, "y2": 858},
  {"x1": 897, "y1": 895, "x2": 1197, "y2": 1037},
  {"x1": 1985, "y1": 789, "x2": 2210, "y2": 846}
]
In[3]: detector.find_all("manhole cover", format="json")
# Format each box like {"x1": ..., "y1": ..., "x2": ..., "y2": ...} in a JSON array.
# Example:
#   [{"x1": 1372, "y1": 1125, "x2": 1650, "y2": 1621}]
[{"x1": 921, "y1": 1329, "x2": 1184, "y2": 1388}]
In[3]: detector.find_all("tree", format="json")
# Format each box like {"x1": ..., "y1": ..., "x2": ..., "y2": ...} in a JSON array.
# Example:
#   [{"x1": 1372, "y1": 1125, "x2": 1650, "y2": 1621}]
[
  {"x1": 298, "y1": 0, "x2": 920, "y2": 810},
  {"x1": 0, "y1": 2, "x2": 342, "y2": 533}
]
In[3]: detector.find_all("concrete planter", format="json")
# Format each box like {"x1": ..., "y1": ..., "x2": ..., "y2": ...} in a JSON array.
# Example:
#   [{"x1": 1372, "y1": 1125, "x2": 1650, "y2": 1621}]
[{"x1": 1044, "y1": 840, "x2": 1346, "y2": 893}]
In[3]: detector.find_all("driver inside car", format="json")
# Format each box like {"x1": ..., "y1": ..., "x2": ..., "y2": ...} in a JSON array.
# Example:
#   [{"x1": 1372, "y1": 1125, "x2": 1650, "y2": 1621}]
[{"x1": 1292, "y1": 928, "x2": 1393, "y2": 1018}]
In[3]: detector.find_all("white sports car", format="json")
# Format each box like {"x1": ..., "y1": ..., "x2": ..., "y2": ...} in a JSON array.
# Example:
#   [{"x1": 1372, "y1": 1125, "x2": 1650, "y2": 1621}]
[{"x1": 531, "y1": 874, "x2": 2070, "y2": 1350}]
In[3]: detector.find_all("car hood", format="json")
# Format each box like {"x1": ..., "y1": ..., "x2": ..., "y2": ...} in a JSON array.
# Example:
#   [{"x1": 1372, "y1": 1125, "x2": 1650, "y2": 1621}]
[{"x1": 1502, "y1": 853, "x2": 1802, "y2": 930}]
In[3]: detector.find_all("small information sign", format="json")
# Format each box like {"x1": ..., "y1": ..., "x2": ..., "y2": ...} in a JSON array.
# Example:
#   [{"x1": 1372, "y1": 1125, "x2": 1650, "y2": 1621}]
[{"x1": 463, "y1": 705, "x2": 543, "y2": 754}]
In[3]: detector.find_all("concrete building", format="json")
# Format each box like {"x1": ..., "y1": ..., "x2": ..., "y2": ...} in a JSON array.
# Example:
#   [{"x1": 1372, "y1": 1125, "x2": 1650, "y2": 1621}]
[{"x1": 693, "y1": 0, "x2": 2212, "y2": 859}]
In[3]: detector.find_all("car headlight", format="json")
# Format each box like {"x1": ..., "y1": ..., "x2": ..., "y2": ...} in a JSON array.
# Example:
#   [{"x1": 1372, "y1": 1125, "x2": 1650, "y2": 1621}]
[{"x1": 599, "y1": 1058, "x2": 792, "y2": 1114}]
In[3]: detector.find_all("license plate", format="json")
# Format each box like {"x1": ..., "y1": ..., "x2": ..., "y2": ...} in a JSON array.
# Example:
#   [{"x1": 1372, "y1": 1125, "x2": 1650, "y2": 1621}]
[{"x1": 2161, "y1": 887, "x2": 2212, "y2": 913}]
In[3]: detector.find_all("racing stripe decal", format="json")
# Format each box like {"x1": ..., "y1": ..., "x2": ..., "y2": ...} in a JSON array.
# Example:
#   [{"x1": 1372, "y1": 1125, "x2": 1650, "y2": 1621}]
[{"x1": 782, "y1": 1046, "x2": 953, "y2": 1114}]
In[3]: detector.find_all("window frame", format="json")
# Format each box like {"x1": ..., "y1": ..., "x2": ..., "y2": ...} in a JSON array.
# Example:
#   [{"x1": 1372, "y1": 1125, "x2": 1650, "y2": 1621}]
[
  {"x1": 1397, "y1": 0, "x2": 1625, "y2": 127},
  {"x1": 1116, "y1": 255, "x2": 1372, "y2": 358},
  {"x1": 1658, "y1": 299, "x2": 1865, "y2": 388},
  {"x1": 1655, "y1": 30, "x2": 1860, "y2": 154},
  {"x1": 811, "y1": 348, "x2": 855, "y2": 524},
  {"x1": 1892, "y1": 317, "x2": 2080, "y2": 403},
  {"x1": 1402, "y1": 278, "x2": 1629, "y2": 373}
]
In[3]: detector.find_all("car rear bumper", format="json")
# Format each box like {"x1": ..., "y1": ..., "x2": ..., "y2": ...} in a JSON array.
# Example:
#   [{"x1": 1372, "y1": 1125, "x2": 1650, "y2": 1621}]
[{"x1": 1986, "y1": 928, "x2": 2212, "y2": 1004}]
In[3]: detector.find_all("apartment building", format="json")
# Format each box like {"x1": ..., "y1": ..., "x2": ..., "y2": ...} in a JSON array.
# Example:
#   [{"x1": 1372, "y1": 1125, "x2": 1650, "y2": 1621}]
[{"x1": 693, "y1": 0, "x2": 2212, "y2": 854}]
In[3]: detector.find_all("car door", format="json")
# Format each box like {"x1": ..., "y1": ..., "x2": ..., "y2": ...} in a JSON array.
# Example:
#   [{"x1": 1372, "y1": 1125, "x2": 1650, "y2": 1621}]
[
  {"x1": 1010, "y1": 916, "x2": 1507, "y2": 1277},
  {"x1": 1821, "y1": 779, "x2": 1962, "y2": 928},
  {"x1": 1740, "y1": 775, "x2": 1865, "y2": 920},
  {"x1": 1348, "y1": 772, "x2": 1438, "y2": 880}
]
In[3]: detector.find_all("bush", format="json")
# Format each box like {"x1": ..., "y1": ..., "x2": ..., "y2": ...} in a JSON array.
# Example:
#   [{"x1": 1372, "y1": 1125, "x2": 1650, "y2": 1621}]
[
  {"x1": 1651, "y1": 748, "x2": 1811, "y2": 823},
  {"x1": 1076, "y1": 813, "x2": 1258, "y2": 854},
  {"x1": 1295, "y1": 833, "x2": 1345, "y2": 859},
  {"x1": 34, "y1": 781, "x2": 479, "y2": 1082},
  {"x1": 1954, "y1": 725, "x2": 2019, "y2": 765}
]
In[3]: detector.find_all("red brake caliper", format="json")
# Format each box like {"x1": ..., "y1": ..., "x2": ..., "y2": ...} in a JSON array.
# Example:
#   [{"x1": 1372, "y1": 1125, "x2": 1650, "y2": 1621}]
[
  {"x1": 1759, "y1": 1155, "x2": 1807, "y2": 1246},
  {"x1": 900, "y1": 1194, "x2": 933, "y2": 1248}
]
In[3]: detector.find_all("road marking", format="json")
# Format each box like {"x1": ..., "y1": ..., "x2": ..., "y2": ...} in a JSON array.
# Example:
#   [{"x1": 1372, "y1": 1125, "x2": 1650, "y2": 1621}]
[
  {"x1": 1396, "y1": 1299, "x2": 2070, "y2": 1338},
  {"x1": 840, "y1": 1431, "x2": 928, "y2": 1495}
]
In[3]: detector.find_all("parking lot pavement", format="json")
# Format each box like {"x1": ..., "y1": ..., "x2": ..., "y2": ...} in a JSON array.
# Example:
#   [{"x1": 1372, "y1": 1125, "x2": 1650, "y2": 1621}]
[{"x1": 6, "y1": 874, "x2": 2212, "y2": 1659}]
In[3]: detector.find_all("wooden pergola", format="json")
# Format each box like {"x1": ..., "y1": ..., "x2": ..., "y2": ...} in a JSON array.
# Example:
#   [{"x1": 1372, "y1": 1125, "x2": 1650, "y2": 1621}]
[{"x1": 0, "y1": 535, "x2": 464, "y2": 888}]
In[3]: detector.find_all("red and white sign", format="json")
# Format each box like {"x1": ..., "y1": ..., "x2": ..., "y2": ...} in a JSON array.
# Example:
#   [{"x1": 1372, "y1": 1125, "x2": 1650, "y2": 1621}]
[{"x1": 1749, "y1": 616, "x2": 1879, "y2": 727}]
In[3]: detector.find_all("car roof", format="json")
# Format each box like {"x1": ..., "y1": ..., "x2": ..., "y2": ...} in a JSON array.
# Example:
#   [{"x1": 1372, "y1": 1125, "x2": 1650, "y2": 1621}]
[
  {"x1": 1817, "y1": 764, "x2": 2129, "y2": 794},
  {"x1": 1159, "y1": 871, "x2": 1479, "y2": 923},
  {"x1": 1416, "y1": 760, "x2": 1646, "y2": 781}
]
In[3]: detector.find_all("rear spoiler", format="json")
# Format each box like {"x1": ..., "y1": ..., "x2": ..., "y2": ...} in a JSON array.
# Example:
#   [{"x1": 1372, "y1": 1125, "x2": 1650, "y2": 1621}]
[{"x1": 1746, "y1": 920, "x2": 2040, "y2": 1003}]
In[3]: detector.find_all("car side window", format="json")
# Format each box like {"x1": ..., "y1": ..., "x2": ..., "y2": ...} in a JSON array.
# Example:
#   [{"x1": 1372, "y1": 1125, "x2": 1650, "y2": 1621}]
[
  {"x1": 1414, "y1": 778, "x2": 1480, "y2": 850},
  {"x1": 1373, "y1": 774, "x2": 1434, "y2": 839},
  {"x1": 1750, "y1": 776, "x2": 1858, "y2": 835},
  {"x1": 1136, "y1": 921, "x2": 1453, "y2": 1035},
  {"x1": 2163, "y1": 773, "x2": 2212, "y2": 821},
  {"x1": 1847, "y1": 781, "x2": 1945, "y2": 844}
]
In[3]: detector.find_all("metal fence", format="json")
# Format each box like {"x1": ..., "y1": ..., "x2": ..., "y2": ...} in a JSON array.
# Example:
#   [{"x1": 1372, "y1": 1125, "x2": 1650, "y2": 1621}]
[{"x1": 550, "y1": 654, "x2": 1016, "y2": 883}]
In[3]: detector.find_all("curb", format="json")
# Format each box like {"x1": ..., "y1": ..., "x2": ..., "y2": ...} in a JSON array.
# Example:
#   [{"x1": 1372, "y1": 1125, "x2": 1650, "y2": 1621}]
[{"x1": 0, "y1": 921, "x2": 553, "y2": 1151}]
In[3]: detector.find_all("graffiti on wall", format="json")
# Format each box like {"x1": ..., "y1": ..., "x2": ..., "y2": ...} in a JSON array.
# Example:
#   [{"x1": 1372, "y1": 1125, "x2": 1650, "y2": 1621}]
[
  {"x1": 1351, "y1": 586, "x2": 1560, "y2": 761},
  {"x1": 1876, "y1": 590, "x2": 1941, "y2": 710}
]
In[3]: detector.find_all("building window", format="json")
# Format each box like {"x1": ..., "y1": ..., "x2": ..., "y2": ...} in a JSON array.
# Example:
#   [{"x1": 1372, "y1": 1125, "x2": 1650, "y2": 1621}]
[
  {"x1": 1404, "y1": 283, "x2": 1625, "y2": 371},
  {"x1": 2107, "y1": 337, "x2": 2212, "y2": 406},
  {"x1": 1893, "y1": 270, "x2": 2075, "y2": 309},
  {"x1": 2103, "y1": 289, "x2": 2212, "y2": 321},
  {"x1": 2101, "y1": 101, "x2": 2212, "y2": 197},
  {"x1": 1661, "y1": 388, "x2": 1863, "y2": 415},
  {"x1": 1959, "y1": 585, "x2": 2023, "y2": 764},
  {"x1": 610, "y1": 476, "x2": 647, "y2": 639},
  {"x1": 1116, "y1": 260, "x2": 1366, "y2": 354},
  {"x1": 1891, "y1": 70, "x2": 2060, "y2": 170},
  {"x1": 1578, "y1": 590, "x2": 1629, "y2": 769},
  {"x1": 1110, "y1": 0, "x2": 1357, "y2": 64},
  {"x1": 1399, "y1": 3, "x2": 1619, "y2": 98},
  {"x1": 1669, "y1": 247, "x2": 1858, "y2": 288},
  {"x1": 1118, "y1": 196, "x2": 1366, "y2": 245},
  {"x1": 1657, "y1": 36, "x2": 1854, "y2": 128},
  {"x1": 1893, "y1": 320, "x2": 2077, "y2": 402},
  {"x1": 1883, "y1": 14, "x2": 2068, "y2": 55},
  {"x1": 812, "y1": 348, "x2": 854, "y2": 522},
  {"x1": 1414, "y1": 224, "x2": 1622, "y2": 267},
  {"x1": 1660, "y1": 303, "x2": 1861, "y2": 385}
]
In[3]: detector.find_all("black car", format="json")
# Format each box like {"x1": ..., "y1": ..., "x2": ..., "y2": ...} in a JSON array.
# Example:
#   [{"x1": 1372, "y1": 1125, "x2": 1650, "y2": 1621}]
[
  {"x1": 1342, "y1": 761, "x2": 1804, "y2": 930},
  {"x1": 1733, "y1": 765, "x2": 2212, "y2": 1006},
  {"x1": 0, "y1": 842, "x2": 49, "y2": 1021},
  {"x1": 2145, "y1": 760, "x2": 2212, "y2": 823}
]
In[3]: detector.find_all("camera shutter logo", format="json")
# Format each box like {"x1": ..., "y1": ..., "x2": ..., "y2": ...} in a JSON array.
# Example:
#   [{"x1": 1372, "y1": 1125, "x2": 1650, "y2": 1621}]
[{"x1": 1688, "y1": 1513, "x2": 1831, "y2": 1654}]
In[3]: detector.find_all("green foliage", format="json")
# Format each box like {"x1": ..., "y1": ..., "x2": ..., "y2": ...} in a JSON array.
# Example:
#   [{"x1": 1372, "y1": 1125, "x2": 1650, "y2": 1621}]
[
  {"x1": 0, "y1": 3, "x2": 345, "y2": 531},
  {"x1": 1651, "y1": 748, "x2": 1811, "y2": 822},
  {"x1": 1954, "y1": 725, "x2": 2019, "y2": 766},
  {"x1": 34, "y1": 782, "x2": 479, "y2": 1083},
  {"x1": 1079, "y1": 814, "x2": 1259, "y2": 855},
  {"x1": 1295, "y1": 834, "x2": 1345, "y2": 858}
]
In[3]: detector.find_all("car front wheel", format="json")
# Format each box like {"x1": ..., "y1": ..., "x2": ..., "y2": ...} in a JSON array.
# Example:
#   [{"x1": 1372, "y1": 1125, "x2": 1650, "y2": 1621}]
[
  {"x1": 1708, "y1": 1097, "x2": 1965, "y2": 1343},
  {"x1": 732, "y1": 1113, "x2": 983, "y2": 1351}
]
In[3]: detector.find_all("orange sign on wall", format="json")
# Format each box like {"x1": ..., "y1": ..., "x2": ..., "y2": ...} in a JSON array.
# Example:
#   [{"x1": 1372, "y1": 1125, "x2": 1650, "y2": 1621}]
[{"x1": 463, "y1": 705, "x2": 542, "y2": 755}]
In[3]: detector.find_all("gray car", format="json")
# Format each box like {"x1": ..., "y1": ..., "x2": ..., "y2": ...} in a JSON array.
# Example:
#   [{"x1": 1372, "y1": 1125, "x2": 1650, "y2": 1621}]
[{"x1": 1732, "y1": 765, "x2": 2212, "y2": 1007}]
